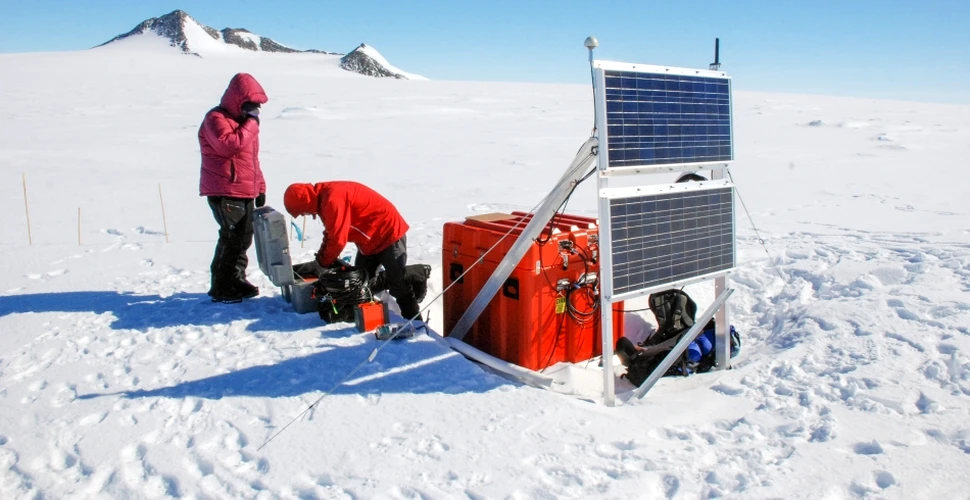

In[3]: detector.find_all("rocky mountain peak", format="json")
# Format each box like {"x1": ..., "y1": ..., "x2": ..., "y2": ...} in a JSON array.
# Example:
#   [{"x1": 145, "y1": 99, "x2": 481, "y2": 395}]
[
  {"x1": 98, "y1": 9, "x2": 337, "y2": 56},
  {"x1": 339, "y1": 43, "x2": 411, "y2": 79},
  {"x1": 97, "y1": 11, "x2": 422, "y2": 79}
]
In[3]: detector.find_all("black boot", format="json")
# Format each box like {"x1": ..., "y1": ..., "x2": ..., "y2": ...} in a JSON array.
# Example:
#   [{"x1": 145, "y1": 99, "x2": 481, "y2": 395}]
[
  {"x1": 210, "y1": 285, "x2": 244, "y2": 303},
  {"x1": 234, "y1": 280, "x2": 259, "y2": 299}
]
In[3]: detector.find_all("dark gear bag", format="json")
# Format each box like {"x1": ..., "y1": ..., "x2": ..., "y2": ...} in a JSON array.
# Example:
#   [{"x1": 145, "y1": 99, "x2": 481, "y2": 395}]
[
  {"x1": 314, "y1": 264, "x2": 372, "y2": 323},
  {"x1": 618, "y1": 288, "x2": 742, "y2": 386},
  {"x1": 368, "y1": 264, "x2": 433, "y2": 303},
  {"x1": 619, "y1": 289, "x2": 699, "y2": 386},
  {"x1": 691, "y1": 323, "x2": 742, "y2": 373},
  {"x1": 648, "y1": 289, "x2": 697, "y2": 343},
  {"x1": 617, "y1": 336, "x2": 686, "y2": 386}
]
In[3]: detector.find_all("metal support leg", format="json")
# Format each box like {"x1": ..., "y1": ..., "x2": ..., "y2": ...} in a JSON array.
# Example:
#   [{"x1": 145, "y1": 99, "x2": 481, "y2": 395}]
[
  {"x1": 714, "y1": 276, "x2": 730, "y2": 371},
  {"x1": 601, "y1": 296, "x2": 615, "y2": 406}
]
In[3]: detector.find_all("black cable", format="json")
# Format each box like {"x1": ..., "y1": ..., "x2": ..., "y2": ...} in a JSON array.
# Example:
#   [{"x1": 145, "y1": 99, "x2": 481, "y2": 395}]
[
  {"x1": 316, "y1": 267, "x2": 371, "y2": 307},
  {"x1": 566, "y1": 282, "x2": 598, "y2": 326},
  {"x1": 539, "y1": 301, "x2": 567, "y2": 372}
]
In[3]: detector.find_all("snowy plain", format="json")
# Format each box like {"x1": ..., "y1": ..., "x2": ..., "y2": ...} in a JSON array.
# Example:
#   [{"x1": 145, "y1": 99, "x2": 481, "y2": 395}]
[{"x1": 1, "y1": 32, "x2": 970, "y2": 499}]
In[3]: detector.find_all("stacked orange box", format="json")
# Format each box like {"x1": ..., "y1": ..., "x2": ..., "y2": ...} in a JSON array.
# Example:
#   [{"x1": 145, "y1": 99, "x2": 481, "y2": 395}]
[{"x1": 442, "y1": 211, "x2": 624, "y2": 371}]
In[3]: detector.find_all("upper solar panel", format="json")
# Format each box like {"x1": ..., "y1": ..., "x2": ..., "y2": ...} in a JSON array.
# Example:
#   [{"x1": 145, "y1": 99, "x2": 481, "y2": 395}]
[{"x1": 601, "y1": 65, "x2": 733, "y2": 169}]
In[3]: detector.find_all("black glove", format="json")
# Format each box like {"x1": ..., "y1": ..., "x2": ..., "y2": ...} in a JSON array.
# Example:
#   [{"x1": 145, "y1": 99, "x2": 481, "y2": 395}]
[
  {"x1": 241, "y1": 101, "x2": 260, "y2": 124},
  {"x1": 315, "y1": 253, "x2": 345, "y2": 270},
  {"x1": 255, "y1": 193, "x2": 266, "y2": 208}
]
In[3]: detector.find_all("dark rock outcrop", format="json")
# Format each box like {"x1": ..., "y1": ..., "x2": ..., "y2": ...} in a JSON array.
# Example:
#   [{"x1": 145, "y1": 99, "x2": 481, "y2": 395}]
[{"x1": 339, "y1": 44, "x2": 406, "y2": 79}]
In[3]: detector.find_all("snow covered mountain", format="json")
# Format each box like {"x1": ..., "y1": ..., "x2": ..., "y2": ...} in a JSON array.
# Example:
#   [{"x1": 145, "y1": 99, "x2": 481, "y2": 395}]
[
  {"x1": 98, "y1": 10, "x2": 334, "y2": 56},
  {"x1": 340, "y1": 43, "x2": 427, "y2": 80},
  {"x1": 95, "y1": 10, "x2": 421, "y2": 80}
]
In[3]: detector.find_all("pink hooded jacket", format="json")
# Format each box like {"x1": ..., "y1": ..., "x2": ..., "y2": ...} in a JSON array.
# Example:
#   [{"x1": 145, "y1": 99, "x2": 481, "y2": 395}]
[{"x1": 198, "y1": 73, "x2": 269, "y2": 198}]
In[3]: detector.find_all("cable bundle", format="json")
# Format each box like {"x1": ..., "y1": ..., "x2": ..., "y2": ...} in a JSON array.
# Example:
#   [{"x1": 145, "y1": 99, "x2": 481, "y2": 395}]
[{"x1": 316, "y1": 266, "x2": 372, "y2": 323}]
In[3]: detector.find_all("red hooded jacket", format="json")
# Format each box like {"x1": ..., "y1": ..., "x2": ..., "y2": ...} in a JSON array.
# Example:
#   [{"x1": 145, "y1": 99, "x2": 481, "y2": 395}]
[
  {"x1": 283, "y1": 181, "x2": 409, "y2": 265},
  {"x1": 199, "y1": 73, "x2": 269, "y2": 198}
]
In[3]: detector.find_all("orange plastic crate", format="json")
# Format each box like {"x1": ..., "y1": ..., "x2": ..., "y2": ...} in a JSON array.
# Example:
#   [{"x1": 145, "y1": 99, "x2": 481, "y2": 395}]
[{"x1": 442, "y1": 211, "x2": 624, "y2": 371}]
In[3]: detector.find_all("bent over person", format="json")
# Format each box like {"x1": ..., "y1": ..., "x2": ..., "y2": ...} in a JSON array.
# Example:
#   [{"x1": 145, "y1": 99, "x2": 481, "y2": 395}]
[
  {"x1": 199, "y1": 73, "x2": 269, "y2": 303},
  {"x1": 283, "y1": 181, "x2": 422, "y2": 321}
]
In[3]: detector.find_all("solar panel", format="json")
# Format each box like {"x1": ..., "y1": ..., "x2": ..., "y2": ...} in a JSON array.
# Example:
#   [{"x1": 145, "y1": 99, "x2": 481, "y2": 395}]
[
  {"x1": 608, "y1": 184, "x2": 735, "y2": 296},
  {"x1": 603, "y1": 68, "x2": 732, "y2": 169}
]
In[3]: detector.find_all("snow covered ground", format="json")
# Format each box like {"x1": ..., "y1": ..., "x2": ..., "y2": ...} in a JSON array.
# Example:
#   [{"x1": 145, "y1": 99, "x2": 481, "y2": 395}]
[{"x1": 1, "y1": 38, "x2": 969, "y2": 499}]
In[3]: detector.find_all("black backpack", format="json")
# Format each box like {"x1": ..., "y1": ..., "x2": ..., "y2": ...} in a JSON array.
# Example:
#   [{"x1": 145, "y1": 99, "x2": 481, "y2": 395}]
[
  {"x1": 618, "y1": 289, "x2": 741, "y2": 387},
  {"x1": 648, "y1": 289, "x2": 697, "y2": 342}
]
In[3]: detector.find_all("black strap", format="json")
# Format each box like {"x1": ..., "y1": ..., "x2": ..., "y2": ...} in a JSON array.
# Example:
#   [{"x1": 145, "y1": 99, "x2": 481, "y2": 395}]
[{"x1": 636, "y1": 334, "x2": 683, "y2": 356}]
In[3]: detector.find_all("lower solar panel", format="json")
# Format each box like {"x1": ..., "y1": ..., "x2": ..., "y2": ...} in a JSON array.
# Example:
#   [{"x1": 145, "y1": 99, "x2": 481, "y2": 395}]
[{"x1": 608, "y1": 184, "x2": 734, "y2": 296}]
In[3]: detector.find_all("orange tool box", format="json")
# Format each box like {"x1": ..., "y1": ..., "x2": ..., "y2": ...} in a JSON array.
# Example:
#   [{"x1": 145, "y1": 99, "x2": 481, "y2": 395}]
[
  {"x1": 354, "y1": 300, "x2": 389, "y2": 333},
  {"x1": 442, "y1": 211, "x2": 624, "y2": 371}
]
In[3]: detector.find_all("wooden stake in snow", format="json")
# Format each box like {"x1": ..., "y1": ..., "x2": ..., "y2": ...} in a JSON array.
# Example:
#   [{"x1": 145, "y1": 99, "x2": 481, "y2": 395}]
[
  {"x1": 22, "y1": 173, "x2": 33, "y2": 245},
  {"x1": 301, "y1": 215, "x2": 307, "y2": 249},
  {"x1": 158, "y1": 183, "x2": 170, "y2": 243},
  {"x1": 78, "y1": 207, "x2": 82, "y2": 246}
]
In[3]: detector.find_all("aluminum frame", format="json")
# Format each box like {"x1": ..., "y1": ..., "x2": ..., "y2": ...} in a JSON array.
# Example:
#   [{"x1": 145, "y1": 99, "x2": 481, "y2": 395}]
[{"x1": 592, "y1": 62, "x2": 737, "y2": 405}]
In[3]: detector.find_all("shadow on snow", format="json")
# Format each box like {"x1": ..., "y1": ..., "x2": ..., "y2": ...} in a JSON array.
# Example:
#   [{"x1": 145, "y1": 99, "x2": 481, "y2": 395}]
[
  {"x1": 79, "y1": 335, "x2": 508, "y2": 399},
  {"x1": 0, "y1": 290, "x2": 321, "y2": 333}
]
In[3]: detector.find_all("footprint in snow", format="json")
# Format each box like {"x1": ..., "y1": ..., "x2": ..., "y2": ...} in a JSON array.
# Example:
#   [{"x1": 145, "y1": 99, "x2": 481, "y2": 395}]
[
  {"x1": 133, "y1": 226, "x2": 164, "y2": 235},
  {"x1": 915, "y1": 393, "x2": 945, "y2": 414},
  {"x1": 710, "y1": 383, "x2": 745, "y2": 396},
  {"x1": 853, "y1": 440, "x2": 884, "y2": 455},
  {"x1": 79, "y1": 411, "x2": 107, "y2": 426},
  {"x1": 874, "y1": 470, "x2": 896, "y2": 489},
  {"x1": 850, "y1": 470, "x2": 896, "y2": 496},
  {"x1": 50, "y1": 385, "x2": 78, "y2": 407}
]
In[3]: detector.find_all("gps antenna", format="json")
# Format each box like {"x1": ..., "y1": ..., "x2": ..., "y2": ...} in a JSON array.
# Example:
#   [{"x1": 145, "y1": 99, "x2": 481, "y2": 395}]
[{"x1": 709, "y1": 38, "x2": 721, "y2": 70}]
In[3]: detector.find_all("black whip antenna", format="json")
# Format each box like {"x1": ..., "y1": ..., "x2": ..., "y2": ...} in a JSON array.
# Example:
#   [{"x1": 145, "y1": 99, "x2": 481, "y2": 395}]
[{"x1": 709, "y1": 38, "x2": 721, "y2": 70}]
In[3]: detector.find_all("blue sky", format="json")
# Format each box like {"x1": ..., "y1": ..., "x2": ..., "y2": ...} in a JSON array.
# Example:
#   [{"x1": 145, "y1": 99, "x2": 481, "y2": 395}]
[{"x1": 1, "y1": 0, "x2": 967, "y2": 104}]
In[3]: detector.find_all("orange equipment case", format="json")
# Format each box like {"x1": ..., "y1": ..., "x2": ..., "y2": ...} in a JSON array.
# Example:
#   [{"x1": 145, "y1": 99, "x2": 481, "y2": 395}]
[
  {"x1": 442, "y1": 211, "x2": 624, "y2": 371},
  {"x1": 354, "y1": 300, "x2": 389, "y2": 333}
]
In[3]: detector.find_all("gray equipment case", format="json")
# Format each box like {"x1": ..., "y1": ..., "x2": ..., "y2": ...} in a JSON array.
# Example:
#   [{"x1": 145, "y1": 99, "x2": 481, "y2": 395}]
[
  {"x1": 253, "y1": 206, "x2": 319, "y2": 314},
  {"x1": 253, "y1": 206, "x2": 296, "y2": 287}
]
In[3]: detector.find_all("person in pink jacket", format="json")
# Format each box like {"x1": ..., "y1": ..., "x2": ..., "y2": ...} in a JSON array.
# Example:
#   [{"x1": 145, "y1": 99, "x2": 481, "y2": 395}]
[{"x1": 199, "y1": 73, "x2": 268, "y2": 303}]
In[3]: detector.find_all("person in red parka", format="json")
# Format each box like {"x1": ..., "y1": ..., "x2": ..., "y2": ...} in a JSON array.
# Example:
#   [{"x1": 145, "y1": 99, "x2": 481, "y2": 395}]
[
  {"x1": 199, "y1": 73, "x2": 268, "y2": 303},
  {"x1": 283, "y1": 181, "x2": 422, "y2": 321}
]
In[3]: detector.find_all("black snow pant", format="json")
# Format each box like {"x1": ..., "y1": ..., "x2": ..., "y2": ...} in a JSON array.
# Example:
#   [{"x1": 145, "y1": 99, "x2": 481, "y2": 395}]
[
  {"x1": 207, "y1": 196, "x2": 255, "y2": 295},
  {"x1": 354, "y1": 236, "x2": 422, "y2": 321}
]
